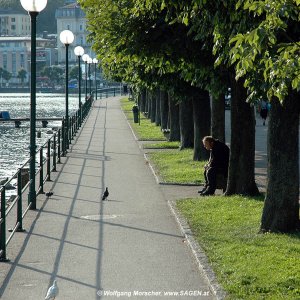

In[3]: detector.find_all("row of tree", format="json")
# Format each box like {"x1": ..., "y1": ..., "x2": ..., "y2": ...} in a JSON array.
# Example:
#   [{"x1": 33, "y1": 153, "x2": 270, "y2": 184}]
[
  {"x1": 0, "y1": 67, "x2": 27, "y2": 86},
  {"x1": 79, "y1": 0, "x2": 300, "y2": 233}
]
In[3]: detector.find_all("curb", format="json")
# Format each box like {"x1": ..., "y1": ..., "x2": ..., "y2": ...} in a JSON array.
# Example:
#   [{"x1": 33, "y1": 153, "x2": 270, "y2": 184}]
[{"x1": 168, "y1": 200, "x2": 227, "y2": 300}]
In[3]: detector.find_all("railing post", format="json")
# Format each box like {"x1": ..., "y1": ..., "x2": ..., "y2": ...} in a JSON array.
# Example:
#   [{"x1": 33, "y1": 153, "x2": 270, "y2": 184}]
[
  {"x1": 53, "y1": 134, "x2": 57, "y2": 171},
  {"x1": 47, "y1": 140, "x2": 51, "y2": 181},
  {"x1": 62, "y1": 119, "x2": 66, "y2": 156},
  {"x1": 67, "y1": 116, "x2": 71, "y2": 148},
  {"x1": 0, "y1": 187, "x2": 8, "y2": 261},
  {"x1": 39, "y1": 148, "x2": 44, "y2": 193},
  {"x1": 57, "y1": 129, "x2": 61, "y2": 163},
  {"x1": 17, "y1": 171, "x2": 25, "y2": 232},
  {"x1": 79, "y1": 107, "x2": 82, "y2": 127}
]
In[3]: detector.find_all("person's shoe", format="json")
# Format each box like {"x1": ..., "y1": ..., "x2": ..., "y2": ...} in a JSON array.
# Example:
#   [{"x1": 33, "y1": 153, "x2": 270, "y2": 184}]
[
  {"x1": 200, "y1": 190, "x2": 214, "y2": 196},
  {"x1": 198, "y1": 185, "x2": 208, "y2": 193},
  {"x1": 198, "y1": 188, "x2": 207, "y2": 193}
]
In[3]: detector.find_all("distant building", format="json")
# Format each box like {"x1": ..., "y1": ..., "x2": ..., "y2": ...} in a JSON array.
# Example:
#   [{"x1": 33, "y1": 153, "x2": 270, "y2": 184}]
[
  {"x1": 0, "y1": 36, "x2": 58, "y2": 85},
  {"x1": 0, "y1": 9, "x2": 31, "y2": 36},
  {"x1": 56, "y1": 2, "x2": 94, "y2": 65}
]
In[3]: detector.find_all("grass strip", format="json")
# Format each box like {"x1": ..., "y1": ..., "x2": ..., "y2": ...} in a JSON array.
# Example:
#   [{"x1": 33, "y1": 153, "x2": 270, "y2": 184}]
[
  {"x1": 147, "y1": 149, "x2": 205, "y2": 184},
  {"x1": 120, "y1": 98, "x2": 166, "y2": 141},
  {"x1": 177, "y1": 196, "x2": 300, "y2": 299},
  {"x1": 143, "y1": 141, "x2": 180, "y2": 149}
]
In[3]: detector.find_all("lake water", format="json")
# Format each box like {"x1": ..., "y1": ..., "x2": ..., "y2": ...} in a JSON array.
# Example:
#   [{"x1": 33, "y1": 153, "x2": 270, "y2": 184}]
[{"x1": 0, "y1": 93, "x2": 79, "y2": 181}]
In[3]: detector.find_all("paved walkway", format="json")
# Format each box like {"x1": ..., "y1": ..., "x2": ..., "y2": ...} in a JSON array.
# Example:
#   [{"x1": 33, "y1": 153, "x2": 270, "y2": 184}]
[{"x1": 0, "y1": 97, "x2": 217, "y2": 299}]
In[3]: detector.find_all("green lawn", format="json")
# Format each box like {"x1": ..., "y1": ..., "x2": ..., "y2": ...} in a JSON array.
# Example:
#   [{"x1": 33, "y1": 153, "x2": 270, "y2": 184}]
[
  {"x1": 120, "y1": 98, "x2": 166, "y2": 141},
  {"x1": 120, "y1": 96, "x2": 300, "y2": 299},
  {"x1": 143, "y1": 141, "x2": 180, "y2": 149},
  {"x1": 177, "y1": 196, "x2": 300, "y2": 300},
  {"x1": 148, "y1": 149, "x2": 205, "y2": 184}
]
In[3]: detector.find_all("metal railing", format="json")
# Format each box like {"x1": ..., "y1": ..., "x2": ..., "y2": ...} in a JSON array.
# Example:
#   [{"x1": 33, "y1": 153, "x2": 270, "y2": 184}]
[
  {"x1": 0, "y1": 96, "x2": 94, "y2": 261},
  {"x1": 93, "y1": 86, "x2": 123, "y2": 99}
]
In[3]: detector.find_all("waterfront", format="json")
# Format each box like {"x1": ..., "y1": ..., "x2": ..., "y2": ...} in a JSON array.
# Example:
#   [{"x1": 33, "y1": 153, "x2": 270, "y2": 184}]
[{"x1": 0, "y1": 93, "x2": 79, "y2": 181}]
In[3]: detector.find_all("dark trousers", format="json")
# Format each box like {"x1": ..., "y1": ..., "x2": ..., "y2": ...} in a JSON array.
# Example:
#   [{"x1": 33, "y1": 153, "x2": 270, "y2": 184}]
[{"x1": 204, "y1": 167, "x2": 217, "y2": 194}]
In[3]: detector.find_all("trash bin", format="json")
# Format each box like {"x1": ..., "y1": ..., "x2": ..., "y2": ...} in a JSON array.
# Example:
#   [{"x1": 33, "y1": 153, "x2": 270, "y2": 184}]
[{"x1": 132, "y1": 105, "x2": 139, "y2": 123}]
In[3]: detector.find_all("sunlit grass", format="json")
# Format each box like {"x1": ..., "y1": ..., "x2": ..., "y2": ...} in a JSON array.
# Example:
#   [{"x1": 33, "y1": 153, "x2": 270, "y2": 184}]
[
  {"x1": 177, "y1": 196, "x2": 300, "y2": 299},
  {"x1": 148, "y1": 149, "x2": 206, "y2": 184},
  {"x1": 143, "y1": 141, "x2": 180, "y2": 149},
  {"x1": 120, "y1": 98, "x2": 165, "y2": 141}
]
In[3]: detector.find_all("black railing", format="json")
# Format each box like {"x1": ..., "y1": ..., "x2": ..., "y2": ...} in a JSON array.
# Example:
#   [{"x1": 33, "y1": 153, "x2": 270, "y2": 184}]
[
  {"x1": 92, "y1": 86, "x2": 123, "y2": 99},
  {"x1": 0, "y1": 96, "x2": 94, "y2": 261}
]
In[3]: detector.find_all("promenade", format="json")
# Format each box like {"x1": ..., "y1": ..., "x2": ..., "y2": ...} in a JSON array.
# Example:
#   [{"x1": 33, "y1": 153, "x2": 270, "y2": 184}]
[
  {"x1": 0, "y1": 97, "x2": 217, "y2": 299},
  {"x1": 0, "y1": 96, "x2": 298, "y2": 300}
]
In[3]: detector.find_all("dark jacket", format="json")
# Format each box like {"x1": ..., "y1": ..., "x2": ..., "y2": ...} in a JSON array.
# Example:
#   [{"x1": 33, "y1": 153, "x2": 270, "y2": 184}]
[{"x1": 208, "y1": 140, "x2": 230, "y2": 171}]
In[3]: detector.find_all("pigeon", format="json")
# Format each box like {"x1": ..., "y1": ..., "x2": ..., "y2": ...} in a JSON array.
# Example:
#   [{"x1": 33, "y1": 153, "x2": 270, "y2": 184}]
[
  {"x1": 45, "y1": 280, "x2": 58, "y2": 300},
  {"x1": 45, "y1": 192, "x2": 54, "y2": 197},
  {"x1": 102, "y1": 187, "x2": 109, "y2": 201}
]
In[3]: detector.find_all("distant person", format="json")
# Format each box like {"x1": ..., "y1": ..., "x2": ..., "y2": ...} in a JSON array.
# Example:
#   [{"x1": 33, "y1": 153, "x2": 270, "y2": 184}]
[
  {"x1": 260, "y1": 100, "x2": 268, "y2": 126},
  {"x1": 198, "y1": 136, "x2": 230, "y2": 196},
  {"x1": 123, "y1": 84, "x2": 128, "y2": 95}
]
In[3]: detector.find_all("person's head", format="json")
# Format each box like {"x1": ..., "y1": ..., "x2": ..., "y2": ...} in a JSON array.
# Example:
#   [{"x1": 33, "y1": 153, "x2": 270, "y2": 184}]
[{"x1": 202, "y1": 136, "x2": 215, "y2": 150}]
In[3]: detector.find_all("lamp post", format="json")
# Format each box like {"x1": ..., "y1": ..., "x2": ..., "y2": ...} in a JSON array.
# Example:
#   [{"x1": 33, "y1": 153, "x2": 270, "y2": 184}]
[
  {"x1": 93, "y1": 58, "x2": 98, "y2": 100},
  {"x1": 88, "y1": 58, "x2": 92, "y2": 97},
  {"x1": 82, "y1": 54, "x2": 89, "y2": 101},
  {"x1": 60, "y1": 29, "x2": 74, "y2": 153},
  {"x1": 74, "y1": 46, "x2": 84, "y2": 109},
  {"x1": 20, "y1": 0, "x2": 47, "y2": 209}
]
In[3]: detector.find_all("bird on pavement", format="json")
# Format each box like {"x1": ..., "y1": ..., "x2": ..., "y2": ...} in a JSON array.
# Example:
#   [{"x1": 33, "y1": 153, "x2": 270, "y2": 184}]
[
  {"x1": 102, "y1": 187, "x2": 109, "y2": 201},
  {"x1": 45, "y1": 280, "x2": 58, "y2": 300},
  {"x1": 45, "y1": 191, "x2": 54, "y2": 197}
]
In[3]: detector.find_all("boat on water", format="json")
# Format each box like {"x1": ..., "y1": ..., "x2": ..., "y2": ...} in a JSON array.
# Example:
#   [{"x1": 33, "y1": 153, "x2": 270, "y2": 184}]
[{"x1": 0, "y1": 111, "x2": 10, "y2": 120}]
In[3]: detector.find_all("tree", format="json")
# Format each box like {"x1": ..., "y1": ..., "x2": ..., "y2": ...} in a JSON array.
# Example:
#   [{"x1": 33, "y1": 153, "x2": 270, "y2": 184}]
[
  {"x1": 80, "y1": 0, "x2": 212, "y2": 159},
  {"x1": 17, "y1": 68, "x2": 27, "y2": 87},
  {"x1": 40, "y1": 66, "x2": 64, "y2": 87},
  {"x1": 0, "y1": 67, "x2": 4, "y2": 87},
  {"x1": 2, "y1": 69, "x2": 12, "y2": 86},
  {"x1": 230, "y1": 0, "x2": 300, "y2": 232},
  {"x1": 69, "y1": 66, "x2": 80, "y2": 81}
]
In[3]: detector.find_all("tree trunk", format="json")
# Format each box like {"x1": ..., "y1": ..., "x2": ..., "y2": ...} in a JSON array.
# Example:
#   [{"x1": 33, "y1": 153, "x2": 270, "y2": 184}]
[
  {"x1": 155, "y1": 89, "x2": 161, "y2": 126},
  {"x1": 193, "y1": 89, "x2": 211, "y2": 161},
  {"x1": 160, "y1": 90, "x2": 169, "y2": 130},
  {"x1": 179, "y1": 98, "x2": 194, "y2": 149},
  {"x1": 261, "y1": 93, "x2": 300, "y2": 232},
  {"x1": 211, "y1": 93, "x2": 225, "y2": 142},
  {"x1": 140, "y1": 88, "x2": 146, "y2": 113},
  {"x1": 168, "y1": 93, "x2": 180, "y2": 141},
  {"x1": 147, "y1": 90, "x2": 151, "y2": 119},
  {"x1": 150, "y1": 91, "x2": 156, "y2": 123},
  {"x1": 226, "y1": 77, "x2": 259, "y2": 196}
]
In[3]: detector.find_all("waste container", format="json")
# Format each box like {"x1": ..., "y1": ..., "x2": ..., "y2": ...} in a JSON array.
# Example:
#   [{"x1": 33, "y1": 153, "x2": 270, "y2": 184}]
[{"x1": 132, "y1": 105, "x2": 139, "y2": 123}]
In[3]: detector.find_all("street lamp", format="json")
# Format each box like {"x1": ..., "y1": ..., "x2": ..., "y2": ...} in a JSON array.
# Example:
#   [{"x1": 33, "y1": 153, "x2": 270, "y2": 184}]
[
  {"x1": 60, "y1": 29, "x2": 74, "y2": 153},
  {"x1": 82, "y1": 54, "x2": 89, "y2": 101},
  {"x1": 20, "y1": 0, "x2": 47, "y2": 209},
  {"x1": 74, "y1": 46, "x2": 84, "y2": 108},
  {"x1": 93, "y1": 58, "x2": 98, "y2": 100}
]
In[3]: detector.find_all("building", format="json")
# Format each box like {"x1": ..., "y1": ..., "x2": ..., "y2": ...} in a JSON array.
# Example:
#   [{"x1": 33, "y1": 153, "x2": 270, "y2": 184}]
[
  {"x1": 0, "y1": 36, "x2": 58, "y2": 86},
  {"x1": 0, "y1": 9, "x2": 31, "y2": 36},
  {"x1": 56, "y1": 1, "x2": 94, "y2": 65}
]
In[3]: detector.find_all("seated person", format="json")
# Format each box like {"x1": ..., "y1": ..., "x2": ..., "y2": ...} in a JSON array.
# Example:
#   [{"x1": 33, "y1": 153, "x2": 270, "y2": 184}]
[{"x1": 198, "y1": 136, "x2": 230, "y2": 196}]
